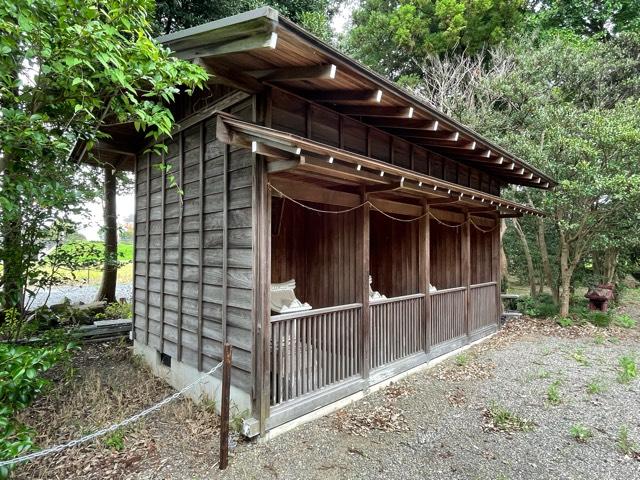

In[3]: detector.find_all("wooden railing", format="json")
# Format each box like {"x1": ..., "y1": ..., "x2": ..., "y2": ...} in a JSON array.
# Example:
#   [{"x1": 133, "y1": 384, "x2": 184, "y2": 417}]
[
  {"x1": 369, "y1": 293, "x2": 425, "y2": 369},
  {"x1": 430, "y1": 287, "x2": 467, "y2": 346},
  {"x1": 470, "y1": 282, "x2": 498, "y2": 331},
  {"x1": 269, "y1": 303, "x2": 362, "y2": 406}
]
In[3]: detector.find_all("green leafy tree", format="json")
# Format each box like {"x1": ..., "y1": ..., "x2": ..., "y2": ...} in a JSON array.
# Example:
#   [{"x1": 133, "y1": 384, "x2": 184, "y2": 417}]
[
  {"x1": 154, "y1": 0, "x2": 335, "y2": 36},
  {"x1": 529, "y1": 0, "x2": 640, "y2": 37},
  {"x1": 0, "y1": 0, "x2": 207, "y2": 318},
  {"x1": 345, "y1": 0, "x2": 525, "y2": 79}
]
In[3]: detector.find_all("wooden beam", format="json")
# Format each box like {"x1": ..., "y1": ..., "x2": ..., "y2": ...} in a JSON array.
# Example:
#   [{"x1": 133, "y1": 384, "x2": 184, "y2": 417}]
[
  {"x1": 195, "y1": 59, "x2": 264, "y2": 93},
  {"x1": 268, "y1": 176, "x2": 361, "y2": 208},
  {"x1": 179, "y1": 31, "x2": 278, "y2": 59},
  {"x1": 305, "y1": 89, "x2": 383, "y2": 103},
  {"x1": 252, "y1": 64, "x2": 337, "y2": 81},
  {"x1": 368, "y1": 197, "x2": 422, "y2": 217},
  {"x1": 365, "y1": 118, "x2": 438, "y2": 130},
  {"x1": 400, "y1": 131, "x2": 460, "y2": 141},
  {"x1": 335, "y1": 105, "x2": 414, "y2": 118},
  {"x1": 365, "y1": 182, "x2": 402, "y2": 193},
  {"x1": 298, "y1": 156, "x2": 389, "y2": 185},
  {"x1": 266, "y1": 159, "x2": 299, "y2": 173},
  {"x1": 419, "y1": 201, "x2": 431, "y2": 354},
  {"x1": 427, "y1": 197, "x2": 460, "y2": 205}
]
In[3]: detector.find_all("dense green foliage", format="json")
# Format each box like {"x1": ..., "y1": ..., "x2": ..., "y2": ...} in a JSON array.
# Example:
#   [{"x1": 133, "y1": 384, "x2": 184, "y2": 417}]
[
  {"x1": 0, "y1": 0, "x2": 207, "y2": 318},
  {"x1": 346, "y1": 0, "x2": 525, "y2": 78},
  {"x1": 153, "y1": 0, "x2": 335, "y2": 37},
  {"x1": 0, "y1": 343, "x2": 72, "y2": 478}
]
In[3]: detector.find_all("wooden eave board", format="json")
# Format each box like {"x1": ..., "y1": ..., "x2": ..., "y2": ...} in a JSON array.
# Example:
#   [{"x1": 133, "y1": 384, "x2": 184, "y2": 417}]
[{"x1": 217, "y1": 113, "x2": 543, "y2": 217}]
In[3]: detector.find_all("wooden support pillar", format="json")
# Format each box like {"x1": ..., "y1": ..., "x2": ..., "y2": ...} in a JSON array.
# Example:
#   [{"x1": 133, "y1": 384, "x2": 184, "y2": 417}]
[
  {"x1": 492, "y1": 216, "x2": 502, "y2": 323},
  {"x1": 419, "y1": 201, "x2": 431, "y2": 354},
  {"x1": 357, "y1": 191, "x2": 370, "y2": 380},
  {"x1": 219, "y1": 343, "x2": 232, "y2": 470},
  {"x1": 462, "y1": 210, "x2": 471, "y2": 341}
]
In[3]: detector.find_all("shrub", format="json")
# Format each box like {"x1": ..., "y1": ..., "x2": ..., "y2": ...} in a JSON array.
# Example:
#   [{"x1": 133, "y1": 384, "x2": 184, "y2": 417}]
[
  {"x1": 585, "y1": 311, "x2": 612, "y2": 328},
  {"x1": 517, "y1": 294, "x2": 558, "y2": 318},
  {"x1": 0, "y1": 343, "x2": 72, "y2": 477},
  {"x1": 618, "y1": 356, "x2": 637, "y2": 384},
  {"x1": 570, "y1": 424, "x2": 593, "y2": 443},
  {"x1": 614, "y1": 314, "x2": 636, "y2": 329},
  {"x1": 102, "y1": 302, "x2": 132, "y2": 320},
  {"x1": 104, "y1": 429, "x2": 126, "y2": 451},
  {"x1": 556, "y1": 317, "x2": 574, "y2": 328}
]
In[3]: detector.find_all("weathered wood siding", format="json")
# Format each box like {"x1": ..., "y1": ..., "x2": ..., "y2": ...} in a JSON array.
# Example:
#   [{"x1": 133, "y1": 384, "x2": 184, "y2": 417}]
[
  {"x1": 471, "y1": 224, "x2": 495, "y2": 284},
  {"x1": 134, "y1": 95, "x2": 255, "y2": 393},
  {"x1": 269, "y1": 87, "x2": 501, "y2": 196},
  {"x1": 271, "y1": 198, "x2": 358, "y2": 309},
  {"x1": 430, "y1": 220, "x2": 462, "y2": 289},
  {"x1": 370, "y1": 211, "x2": 420, "y2": 297}
]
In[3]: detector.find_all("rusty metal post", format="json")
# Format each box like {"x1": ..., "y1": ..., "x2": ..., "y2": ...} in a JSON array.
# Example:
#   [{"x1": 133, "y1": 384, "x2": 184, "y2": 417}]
[{"x1": 219, "y1": 343, "x2": 232, "y2": 470}]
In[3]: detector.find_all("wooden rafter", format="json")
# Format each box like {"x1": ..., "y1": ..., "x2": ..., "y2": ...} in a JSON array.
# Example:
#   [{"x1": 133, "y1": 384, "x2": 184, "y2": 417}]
[
  {"x1": 304, "y1": 89, "x2": 383, "y2": 103},
  {"x1": 180, "y1": 31, "x2": 278, "y2": 59},
  {"x1": 253, "y1": 64, "x2": 337, "y2": 81},
  {"x1": 335, "y1": 105, "x2": 414, "y2": 118}
]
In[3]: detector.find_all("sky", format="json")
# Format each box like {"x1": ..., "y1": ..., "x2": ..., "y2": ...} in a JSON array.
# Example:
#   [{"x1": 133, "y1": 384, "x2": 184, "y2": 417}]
[{"x1": 77, "y1": 4, "x2": 355, "y2": 240}]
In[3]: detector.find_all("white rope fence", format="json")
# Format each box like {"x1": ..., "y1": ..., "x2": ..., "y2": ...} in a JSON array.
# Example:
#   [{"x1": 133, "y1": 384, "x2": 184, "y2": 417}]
[{"x1": 0, "y1": 361, "x2": 224, "y2": 469}]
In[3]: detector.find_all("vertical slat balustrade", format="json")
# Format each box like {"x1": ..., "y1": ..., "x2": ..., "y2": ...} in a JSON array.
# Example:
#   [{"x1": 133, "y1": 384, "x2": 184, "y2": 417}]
[
  {"x1": 430, "y1": 287, "x2": 467, "y2": 346},
  {"x1": 470, "y1": 282, "x2": 498, "y2": 332},
  {"x1": 270, "y1": 303, "x2": 362, "y2": 406},
  {"x1": 369, "y1": 294, "x2": 425, "y2": 370}
]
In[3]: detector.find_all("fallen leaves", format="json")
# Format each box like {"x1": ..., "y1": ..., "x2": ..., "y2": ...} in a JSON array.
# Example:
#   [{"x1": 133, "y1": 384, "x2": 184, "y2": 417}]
[{"x1": 333, "y1": 403, "x2": 409, "y2": 437}]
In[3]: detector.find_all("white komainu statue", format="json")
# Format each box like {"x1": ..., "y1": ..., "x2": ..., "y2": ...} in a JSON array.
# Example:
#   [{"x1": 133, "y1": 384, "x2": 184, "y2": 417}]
[{"x1": 270, "y1": 279, "x2": 312, "y2": 314}]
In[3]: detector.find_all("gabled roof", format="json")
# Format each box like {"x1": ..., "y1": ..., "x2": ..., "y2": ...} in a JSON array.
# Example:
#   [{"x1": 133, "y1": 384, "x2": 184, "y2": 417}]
[{"x1": 158, "y1": 7, "x2": 555, "y2": 189}]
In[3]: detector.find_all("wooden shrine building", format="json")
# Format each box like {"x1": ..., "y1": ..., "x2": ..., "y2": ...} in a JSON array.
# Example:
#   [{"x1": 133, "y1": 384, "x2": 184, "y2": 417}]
[{"x1": 87, "y1": 7, "x2": 555, "y2": 437}]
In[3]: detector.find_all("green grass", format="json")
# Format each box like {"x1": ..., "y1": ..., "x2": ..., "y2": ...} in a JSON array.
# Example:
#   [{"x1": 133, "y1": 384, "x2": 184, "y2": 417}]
[
  {"x1": 571, "y1": 348, "x2": 589, "y2": 366},
  {"x1": 618, "y1": 426, "x2": 638, "y2": 456},
  {"x1": 455, "y1": 353, "x2": 471, "y2": 366},
  {"x1": 614, "y1": 314, "x2": 637, "y2": 329},
  {"x1": 485, "y1": 404, "x2": 535, "y2": 432},
  {"x1": 546, "y1": 380, "x2": 562, "y2": 405},
  {"x1": 586, "y1": 378, "x2": 605, "y2": 394},
  {"x1": 570, "y1": 424, "x2": 593, "y2": 443},
  {"x1": 618, "y1": 355, "x2": 637, "y2": 384},
  {"x1": 103, "y1": 429, "x2": 126, "y2": 451}
]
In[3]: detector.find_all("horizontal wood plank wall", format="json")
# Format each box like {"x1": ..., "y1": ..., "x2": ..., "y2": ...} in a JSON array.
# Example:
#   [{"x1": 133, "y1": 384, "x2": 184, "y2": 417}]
[
  {"x1": 430, "y1": 220, "x2": 462, "y2": 289},
  {"x1": 271, "y1": 199, "x2": 358, "y2": 309},
  {"x1": 471, "y1": 225, "x2": 494, "y2": 284},
  {"x1": 270, "y1": 88, "x2": 501, "y2": 196},
  {"x1": 133, "y1": 96, "x2": 256, "y2": 394},
  {"x1": 370, "y1": 211, "x2": 420, "y2": 298}
]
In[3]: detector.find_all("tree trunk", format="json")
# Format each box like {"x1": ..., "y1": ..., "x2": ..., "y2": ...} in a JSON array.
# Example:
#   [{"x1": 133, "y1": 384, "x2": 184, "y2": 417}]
[
  {"x1": 604, "y1": 249, "x2": 618, "y2": 284},
  {"x1": 537, "y1": 217, "x2": 558, "y2": 303},
  {"x1": 558, "y1": 234, "x2": 573, "y2": 317},
  {"x1": 511, "y1": 218, "x2": 537, "y2": 297},
  {"x1": 95, "y1": 167, "x2": 118, "y2": 303}
]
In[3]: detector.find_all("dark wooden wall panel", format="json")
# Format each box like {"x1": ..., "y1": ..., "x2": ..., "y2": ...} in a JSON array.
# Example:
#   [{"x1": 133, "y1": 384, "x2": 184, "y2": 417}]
[
  {"x1": 430, "y1": 220, "x2": 462, "y2": 289},
  {"x1": 471, "y1": 223, "x2": 495, "y2": 284},
  {"x1": 271, "y1": 199, "x2": 358, "y2": 309},
  {"x1": 370, "y1": 211, "x2": 420, "y2": 297}
]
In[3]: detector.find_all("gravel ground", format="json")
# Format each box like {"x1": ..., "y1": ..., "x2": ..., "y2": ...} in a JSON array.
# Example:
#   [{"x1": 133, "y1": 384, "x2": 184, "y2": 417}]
[
  {"x1": 29, "y1": 284, "x2": 133, "y2": 308},
  {"x1": 218, "y1": 332, "x2": 640, "y2": 480},
  {"x1": 15, "y1": 293, "x2": 640, "y2": 480}
]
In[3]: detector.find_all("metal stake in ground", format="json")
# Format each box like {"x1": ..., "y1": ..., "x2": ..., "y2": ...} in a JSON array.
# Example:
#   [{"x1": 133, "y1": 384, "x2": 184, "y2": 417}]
[{"x1": 219, "y1": 343, "x2": 232, "y2": 470}]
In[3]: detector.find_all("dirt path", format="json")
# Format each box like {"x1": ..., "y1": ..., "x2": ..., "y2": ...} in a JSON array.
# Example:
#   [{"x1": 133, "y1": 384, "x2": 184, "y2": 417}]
[{"x1": 15, "y1": 291, "x2": 640, "y2": 479}]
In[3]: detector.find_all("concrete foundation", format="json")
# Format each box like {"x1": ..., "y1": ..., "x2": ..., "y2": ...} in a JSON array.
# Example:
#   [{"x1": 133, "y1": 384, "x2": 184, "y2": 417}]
[{"x1": 133, "y1": 341, "x2": 252, "y2": 414}]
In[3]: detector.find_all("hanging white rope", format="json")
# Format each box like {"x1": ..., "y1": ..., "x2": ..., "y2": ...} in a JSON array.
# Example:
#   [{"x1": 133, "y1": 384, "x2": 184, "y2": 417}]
[
  {"x1": 0, "y1": 361, "x2": 224, "y2": 469},
  {"x1": 268, "y1": 182, "x2": 501, "y2": 231}
]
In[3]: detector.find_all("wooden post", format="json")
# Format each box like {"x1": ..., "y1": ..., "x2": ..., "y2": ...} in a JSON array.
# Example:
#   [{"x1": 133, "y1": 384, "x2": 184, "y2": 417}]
[
  {"x1": 462, "y1": 210, "x2": 471, "y2": 341},
  {"x1": 492, "y1": 216, "x2": 502, "y2": 324},
  {"x1": 419, "y1": 201, "x2": 430, "y2": 354},
  {"x1": 219, "y1": 343, "x2": 232, "y2": 470},
  {"x1": 357, "y1": 191, "x2": 370, "y2": 380}
]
